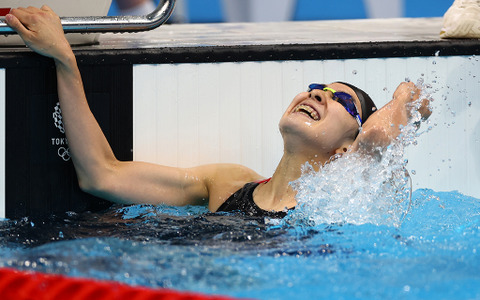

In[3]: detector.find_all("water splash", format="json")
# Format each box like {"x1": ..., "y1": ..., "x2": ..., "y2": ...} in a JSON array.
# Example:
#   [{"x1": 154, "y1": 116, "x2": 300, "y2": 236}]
[{"x1": 283, "y1": 79, "x2": 433, "y2": 228}]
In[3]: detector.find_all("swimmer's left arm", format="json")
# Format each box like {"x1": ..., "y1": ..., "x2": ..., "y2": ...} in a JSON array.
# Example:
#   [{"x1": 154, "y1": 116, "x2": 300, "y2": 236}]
[{"x1": 351, "y1": 81, "x2": 432, "y2": 154}]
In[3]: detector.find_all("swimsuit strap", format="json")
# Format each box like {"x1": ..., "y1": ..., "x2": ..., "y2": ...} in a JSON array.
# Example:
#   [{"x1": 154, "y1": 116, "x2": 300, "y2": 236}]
[{"x1": 255, "y1": 178, "x2": 271, "y2": 184}]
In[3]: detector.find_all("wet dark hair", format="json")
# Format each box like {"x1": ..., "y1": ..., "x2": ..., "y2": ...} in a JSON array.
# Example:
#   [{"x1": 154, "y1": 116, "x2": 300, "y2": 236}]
[{"x1": 336, "y1": 82, "x2": 377, "y2": 124}]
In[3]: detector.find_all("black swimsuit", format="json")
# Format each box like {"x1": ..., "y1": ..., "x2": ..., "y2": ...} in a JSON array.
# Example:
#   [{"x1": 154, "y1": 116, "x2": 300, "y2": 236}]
[{"x1": 216, "y1": 182, "x2": 288, "y2": 218}]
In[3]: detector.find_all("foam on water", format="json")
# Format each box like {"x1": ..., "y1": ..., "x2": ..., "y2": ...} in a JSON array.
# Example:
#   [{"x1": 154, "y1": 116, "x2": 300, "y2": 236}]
[{"x1": 283, "y1": 79, "x2": 435, "y2": 228}]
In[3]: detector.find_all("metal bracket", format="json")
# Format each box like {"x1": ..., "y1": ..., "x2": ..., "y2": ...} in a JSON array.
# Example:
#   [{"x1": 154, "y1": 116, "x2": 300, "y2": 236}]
[{"x1": 0, "y1": 0, "x2": 175, "y2": 34}]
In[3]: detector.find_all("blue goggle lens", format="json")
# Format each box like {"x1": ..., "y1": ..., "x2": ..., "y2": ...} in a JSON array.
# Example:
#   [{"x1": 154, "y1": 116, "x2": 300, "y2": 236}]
[{"x1": 307, "y1": 83, "x2": 362, "y2": 125}]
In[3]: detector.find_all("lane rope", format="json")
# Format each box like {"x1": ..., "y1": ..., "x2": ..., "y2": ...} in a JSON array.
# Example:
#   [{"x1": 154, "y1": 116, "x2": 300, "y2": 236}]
[{"x1": 0, "y1": 268, "x2": 241, "y2": 300}]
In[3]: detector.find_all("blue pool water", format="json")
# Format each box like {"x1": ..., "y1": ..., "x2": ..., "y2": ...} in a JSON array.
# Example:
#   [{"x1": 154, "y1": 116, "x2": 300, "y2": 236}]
[{"x1": 0, "y1": 188, "x2": 479, "y2": 299}]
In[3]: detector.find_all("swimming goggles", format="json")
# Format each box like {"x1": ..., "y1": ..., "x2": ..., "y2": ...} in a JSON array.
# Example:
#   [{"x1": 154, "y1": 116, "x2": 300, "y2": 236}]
[{"x1": 307, "y1": 83, "x2": 362, "y2": 127}]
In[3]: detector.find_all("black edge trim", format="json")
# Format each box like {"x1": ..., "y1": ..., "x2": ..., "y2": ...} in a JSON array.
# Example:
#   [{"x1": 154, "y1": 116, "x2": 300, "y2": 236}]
[{"x1": 1, "y1": 40, "x2": 479, "y2": 67}]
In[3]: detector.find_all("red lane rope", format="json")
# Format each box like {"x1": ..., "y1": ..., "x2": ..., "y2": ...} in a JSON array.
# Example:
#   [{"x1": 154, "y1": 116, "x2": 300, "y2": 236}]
[{"x1": 0, "y1": 268, "x2": 243, "y2": 300}]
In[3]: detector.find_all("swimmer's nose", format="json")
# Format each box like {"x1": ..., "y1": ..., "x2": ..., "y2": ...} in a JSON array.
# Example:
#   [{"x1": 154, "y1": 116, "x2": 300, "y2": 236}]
[
  {"x1": 309, "y1": 89, "x2": 326, "y2": 104},
  {"x1": 309, "y1": 93, "x2": 322, "y2": 102}
]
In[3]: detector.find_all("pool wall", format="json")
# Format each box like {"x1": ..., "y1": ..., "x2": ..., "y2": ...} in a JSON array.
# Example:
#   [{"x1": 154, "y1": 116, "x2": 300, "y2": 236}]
[
  {"x1": 0, "y1": 18, "x2": 479, "y2": 219},
  {"x1": 133, "y1": 56, "x2": 480, "y2": 198},
  {"x1": 0, "y1": 63, "x2": 133, "y2": 219}
]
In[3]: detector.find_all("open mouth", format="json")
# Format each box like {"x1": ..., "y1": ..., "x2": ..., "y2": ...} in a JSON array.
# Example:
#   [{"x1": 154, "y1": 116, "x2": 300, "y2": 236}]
[{"x1": 294, "y1": 104, "x2": 320, "y2": 121}]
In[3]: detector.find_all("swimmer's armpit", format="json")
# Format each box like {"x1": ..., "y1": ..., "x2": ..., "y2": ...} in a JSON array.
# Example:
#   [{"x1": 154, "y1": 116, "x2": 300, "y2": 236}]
[{"x1": 353, "y1": 125, "x2": 392, "y2": 159}]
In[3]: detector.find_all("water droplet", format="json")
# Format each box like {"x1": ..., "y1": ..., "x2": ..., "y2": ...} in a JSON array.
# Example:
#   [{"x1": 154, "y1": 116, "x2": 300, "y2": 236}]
[
  {"x1": 352, "y1": 70, "x2": 357, "y2": 75},
  {"x1": 432, "y1": 61, "x2": 437, "y2": 65},
  {"x1": 468, "y1": 102, "x2": 472, "y2": 107}
]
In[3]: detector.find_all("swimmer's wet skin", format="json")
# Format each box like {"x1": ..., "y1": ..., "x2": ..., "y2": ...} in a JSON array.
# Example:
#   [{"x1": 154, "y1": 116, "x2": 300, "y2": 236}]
[{"x1": 5, "y1": 6, "x2": 431, "y2": 218}]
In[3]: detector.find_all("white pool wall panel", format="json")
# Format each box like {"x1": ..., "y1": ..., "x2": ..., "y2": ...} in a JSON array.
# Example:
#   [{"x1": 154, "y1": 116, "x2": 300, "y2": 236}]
[{"x1": 133, "y1": 55, "x2": 480, "y2": 198}]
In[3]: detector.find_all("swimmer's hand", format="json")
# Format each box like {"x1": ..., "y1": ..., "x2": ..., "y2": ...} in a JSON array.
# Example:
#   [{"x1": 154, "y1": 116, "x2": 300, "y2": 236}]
[
  {"x1": 5, "y1": 6, "x2": 72, "y2": 64},
  {"x1": 352, "y1": 81, "x2": 432, "y2": 155},
  {"x1": 393, "y1": 81, "x2": 432, "y2": 121}
]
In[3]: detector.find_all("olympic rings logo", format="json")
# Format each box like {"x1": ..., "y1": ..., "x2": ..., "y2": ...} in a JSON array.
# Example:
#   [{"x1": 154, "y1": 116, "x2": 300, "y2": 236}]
[
  {"x1": 53, "y1": 102, "x2": 70, "y2": 161},
  {"x1": 57, "y1": 147, "x2": 71, "y2": 161}
]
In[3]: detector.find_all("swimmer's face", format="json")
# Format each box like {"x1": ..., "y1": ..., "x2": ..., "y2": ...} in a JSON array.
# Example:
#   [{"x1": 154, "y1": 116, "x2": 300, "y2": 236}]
[{"x1": 279, "y1": 82, "x2": 363, "y2": 158}]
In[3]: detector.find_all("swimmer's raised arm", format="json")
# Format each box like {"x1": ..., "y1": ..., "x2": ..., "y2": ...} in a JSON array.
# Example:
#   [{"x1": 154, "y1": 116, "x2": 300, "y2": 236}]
[
  {"x1": 5, "y1": 6, "x2": 254, "y2": 209},
  {"x1": 352, "y1": 81, "x2": 431, "y2": 154}
]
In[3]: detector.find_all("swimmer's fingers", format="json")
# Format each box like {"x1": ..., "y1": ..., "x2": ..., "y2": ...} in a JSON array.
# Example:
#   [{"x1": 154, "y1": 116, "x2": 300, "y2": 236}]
[
  {"x1": 6, "y1": 7, "x2": 70, "y2": 60},
  {"x1": 9, "y1": 6, "x2": 61, "y2": 32},
  {"x1": 394, "y1": 82, "x2": 431, "y2": 121},
  {"x1": 5, "y1": 10, "x2": 32, "y2": 39},
  {"x1": 393, "y1": 82, "x2": 420, "y2": 104},
  {"x1": 405, "y1": 83, "x2": 431, "y2": 119},
  {"x1": 40, "y1": 5, "x2": 54, "y2": 13},
  {"x1": 6, "y1": 7, "x2": 45, "y2": 42},
  {"x1": 418, "y1": 97, "x2": 432, "y2": 120},
  {"x1": 405, "y1": 81, "x2": 421, "y2": 101}
]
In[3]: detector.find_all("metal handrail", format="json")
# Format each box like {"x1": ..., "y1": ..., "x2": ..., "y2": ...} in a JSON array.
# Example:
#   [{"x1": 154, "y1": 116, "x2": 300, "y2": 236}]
[{"x1": 0, "y1": 0, "x2": 175, "y2": 35}]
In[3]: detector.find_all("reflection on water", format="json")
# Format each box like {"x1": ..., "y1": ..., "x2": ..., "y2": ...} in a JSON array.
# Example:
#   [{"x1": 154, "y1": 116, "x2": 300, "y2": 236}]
[
  {"x1": 0, "y1": 204, "x2": 343, "y2": 294},
  {"x1": 0, "y1": 205, "x2": 290, "y2": 250}
]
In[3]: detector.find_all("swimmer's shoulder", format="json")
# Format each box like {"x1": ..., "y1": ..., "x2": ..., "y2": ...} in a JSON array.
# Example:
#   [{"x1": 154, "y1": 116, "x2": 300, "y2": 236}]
[{"x1": 190, "y1": 163, "x2": 264, "y2": 212}]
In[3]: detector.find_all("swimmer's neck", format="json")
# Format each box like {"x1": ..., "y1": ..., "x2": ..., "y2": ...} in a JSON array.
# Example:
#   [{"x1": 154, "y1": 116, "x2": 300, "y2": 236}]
[{"x1": 255, "y1": 153, "x2": 325, "y2": 210}]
